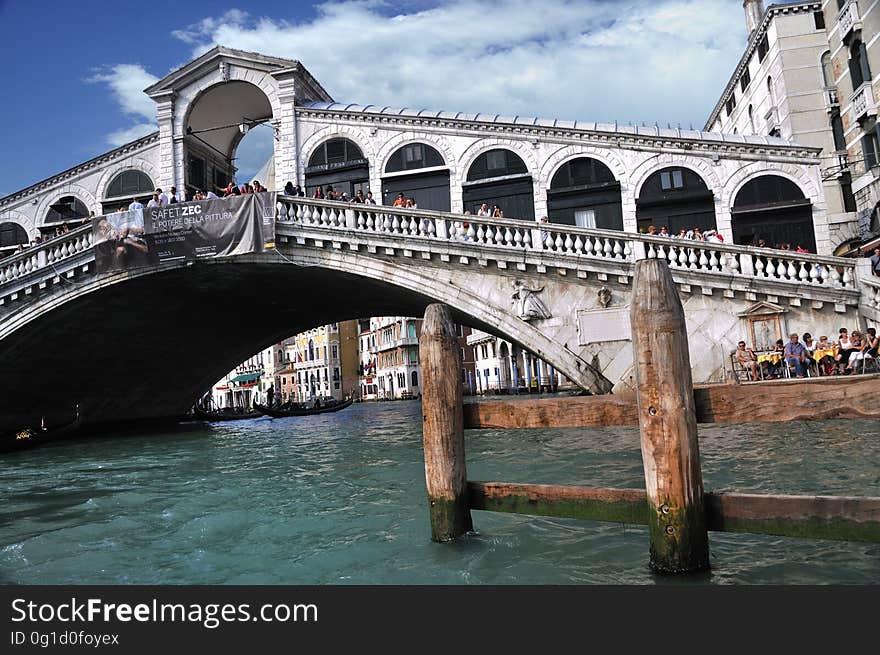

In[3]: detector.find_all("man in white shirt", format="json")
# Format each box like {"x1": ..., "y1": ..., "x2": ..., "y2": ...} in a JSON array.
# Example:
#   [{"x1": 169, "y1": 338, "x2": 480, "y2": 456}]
[
  {"x1": 128, "y1": 198, "x2": 144, "y2": 211},
  {"x1": 477, "y1": 203, "x2": 490, "y2": 217},
  {"x1": 156, "y1": 188, "x2": 169, "y2": 206},
  {"x1": 147, "y1": 193, "x2": 161, "y2": 208},
  {"x1": 205, "y1": 190, "x2": 219, "y2": 199}
]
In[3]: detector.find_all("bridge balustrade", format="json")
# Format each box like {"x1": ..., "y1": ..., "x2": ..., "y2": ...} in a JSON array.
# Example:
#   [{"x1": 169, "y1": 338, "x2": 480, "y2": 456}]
[
  {"x1": 275, "y1": 195, "x2": 857, "y2": 291},
  {"x1": 0, "y1": 228, "x2": 92, "y2": 285}
]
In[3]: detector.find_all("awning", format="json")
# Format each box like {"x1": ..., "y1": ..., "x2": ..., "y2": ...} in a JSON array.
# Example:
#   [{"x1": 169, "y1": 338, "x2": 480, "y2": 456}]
[{"x1": 229, "y1": 372, "x2": 261, "y2": 384}]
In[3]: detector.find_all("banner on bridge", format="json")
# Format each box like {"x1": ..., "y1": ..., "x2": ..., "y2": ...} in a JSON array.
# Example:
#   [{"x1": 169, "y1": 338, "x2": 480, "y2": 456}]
[{"x1": 93, "y1": 192, "x2": 276, "y2": 272}]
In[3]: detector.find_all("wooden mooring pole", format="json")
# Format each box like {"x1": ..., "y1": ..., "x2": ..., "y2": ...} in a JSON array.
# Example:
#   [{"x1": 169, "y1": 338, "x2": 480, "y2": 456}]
[
  {"x1": 631, "y1": 258, "x2": 710, "y2": 574},
  {"x1": 420, "y1": 303, "x2": 473, "y2": 541}
]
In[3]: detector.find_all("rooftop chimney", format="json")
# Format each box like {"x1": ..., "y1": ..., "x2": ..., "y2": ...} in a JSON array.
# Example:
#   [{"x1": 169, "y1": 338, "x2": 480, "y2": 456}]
[{"x1": 743, "y1": 0, "x2": 765, "y2": 38}]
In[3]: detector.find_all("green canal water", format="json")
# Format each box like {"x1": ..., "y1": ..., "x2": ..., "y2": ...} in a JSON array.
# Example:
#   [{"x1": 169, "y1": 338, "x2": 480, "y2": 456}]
[{"x1": 1, "y1": 399, "x2": 878, "y2": 584}]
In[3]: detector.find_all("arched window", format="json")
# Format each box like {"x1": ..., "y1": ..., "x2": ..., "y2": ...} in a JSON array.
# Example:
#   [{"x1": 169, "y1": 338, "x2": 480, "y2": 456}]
[
  {"x1": 748, "y1": 105, "x2": 755, "y2": 134},
  {"x1": 385, "y1": 143, "x2": 444, "y2": 173},
  {"x1": 382, "y1": 143, "x2": 450, "y2": 210},
  {"x1": 767, "y1": 76, "x2": 775, "y2": 106},
  {"x1": 547, "y1": 157, "x2": 622, "y2": 230},
  {"x1": 411, "y1": 370, "x2": 419, "y2": 388},
  {"x1": 849, "y1": 39, "x2": 871, "y2": 90},
  {"x1": 308, "y1": 138, "x2": 363, "y2": 168},
  {"x1": 0, "y1": 222, "x2": 28, "y2": 252},
  {"x1": 463, "y1": 149, "x2": 534, "y2": 220},
  {"x1": 466, "y1": 149, "x2": 527, "y2": 181},
  {"x1": 45, "y1": 196, "x2": 89, "y2": 225},
  {"x1": 821, "y1": 51, "x2": 833, "y2": 88},
  {"x1": 636, "y1": 167, "x2": 716, "y2": 236},
  {"x1": 305, "y1": 138, "x2": 369, "y2": 200},
  {"x1": 732, "y1": 175, "x2": 815, "y2": 251},
  {"x1": 102, "y1": 169, "x2": 154, "y2": 214},
  {"x1": 308, "y1": 339, "x2": 315, "y2": 361}
]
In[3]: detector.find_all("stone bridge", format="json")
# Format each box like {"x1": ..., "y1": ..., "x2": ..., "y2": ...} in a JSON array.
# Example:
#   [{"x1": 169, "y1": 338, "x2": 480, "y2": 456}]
[{"x1": 0, "y1": 196, "x2": 868, "y2": 431}]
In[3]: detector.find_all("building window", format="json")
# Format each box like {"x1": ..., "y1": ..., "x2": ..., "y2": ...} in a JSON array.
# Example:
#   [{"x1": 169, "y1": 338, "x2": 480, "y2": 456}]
[
  {"x1": 862, "y1": 130, "x2": 880, "y2": 170},
  {"x1": 840, "y1": 175, "x2": 857, "y2": 213},
  {"x1": 740, "y1": 68, "x2": 751, "y2": 91},
  {"x1": 725, "y1": 96, "x2": 736, "y2": 116},
  {"x1": 411, "y1": 370, "x2": 419, "y2": 387},
  {"x1": 757, "y1": 33, "x2": 769, "y2": 62},
  {"x1": 331, "y1": 344, "x2": 338, "y2": 359},
  {"x1": 407, "y1": 322, "x2": 417, "y2": 339},
  {"x1": 850, "y1": 40, "x2": 871, "y2": 90},
  {"x1": 814, "y1": 11, "x2": 824, "y2": 30},
  {"x1": 831, "y1": 112, "x2": 846, "y2": 151},
  {"x1": 660, "y1": 170, "x2": 684, "y2": 191},
  {"x1": 821, "y1": 51, "x2": 833, "y2": 88},
  {"x1": 333, "y1": 367, "x2": 340, "y2": 381}
]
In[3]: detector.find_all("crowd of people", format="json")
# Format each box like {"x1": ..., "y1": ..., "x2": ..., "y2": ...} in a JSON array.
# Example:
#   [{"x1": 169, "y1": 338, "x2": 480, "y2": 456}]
[
  {"x1": 642, "y1": 224, "x2": 812, "y2": 253},
  {"x1": 734, "y1": 327, "x2": 879, "y2": 380}
]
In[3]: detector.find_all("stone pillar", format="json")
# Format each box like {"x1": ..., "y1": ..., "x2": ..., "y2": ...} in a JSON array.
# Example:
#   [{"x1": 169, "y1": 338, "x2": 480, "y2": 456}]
[
  {"x1": 524, "y1": 352, "x2": 533, "y2": 392},
  {"x1": 273, "y1": 72, "x2": 299, "y2": 192},
  {"x1": 155, "y1": 93, "x2": 177, "y2": 193}
]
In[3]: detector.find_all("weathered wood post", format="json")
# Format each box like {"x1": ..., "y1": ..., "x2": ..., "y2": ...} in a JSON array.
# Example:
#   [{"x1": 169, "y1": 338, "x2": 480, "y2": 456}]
[
  {"x1": 420, "y1": 303, "x2": 473, "y2": 541},
  {"x1": 630, "y1": 258, "x2": 710, "y2": 573}
]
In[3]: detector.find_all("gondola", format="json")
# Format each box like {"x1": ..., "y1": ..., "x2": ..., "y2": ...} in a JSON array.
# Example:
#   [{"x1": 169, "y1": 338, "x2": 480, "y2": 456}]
[
  {"x1": 192, "y1": 404, "x2": 263, "y2": 422},
  {"x1": 254, "y1": 397, "x2": 354, "y2": 418},
  {"x1": 1, "y1": 406, "x2": 82, "y2": 453}
]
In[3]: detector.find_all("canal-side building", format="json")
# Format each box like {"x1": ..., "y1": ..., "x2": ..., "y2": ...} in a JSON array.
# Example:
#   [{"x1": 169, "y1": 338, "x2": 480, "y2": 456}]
[
  {"x1": 372, "y1": 316, "x2": 422, "y2": 400},
  {"x1": 291, "y1": 321, "x2": 359, "y2": 402},
  {"x1": 212, "y1": 346, "x2": 272, "y2": 409},
  {"x1": 705, "y1": 0, "x2": 859, "y2": 253},
  {"x1": 0, "y1": 45, "x2": 835, "y2": 260},
  {"x1": 821, "y1": 0, "x2": 880, "y2": 249},
  {"x1": 468, "y1": 329, "x2": 570, "y2": 394}
]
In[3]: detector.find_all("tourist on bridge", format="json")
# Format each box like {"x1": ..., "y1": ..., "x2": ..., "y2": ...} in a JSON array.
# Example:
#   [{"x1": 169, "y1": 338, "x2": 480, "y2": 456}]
[
  {"x1": 128, "y1": 197, "x2": 144, "y2": 211},
  {"x1": 147, "y1": 192, "x2": 161, "y2": 208},
  {"x1": 156, "y1": 188, "x2": 169, "y2": 205},
  {"x1": 365, "y1": 191, "x2": 376, "y2": 205},
  {"x1": 835, "y1": 328, "x2": 854, "y2": 374},
  {"x1": 477, "y1": 203, "x2": 490, "y2": 217},
  {"x1": 393, "y1": 192, "x2": 406, "y2": 207}
]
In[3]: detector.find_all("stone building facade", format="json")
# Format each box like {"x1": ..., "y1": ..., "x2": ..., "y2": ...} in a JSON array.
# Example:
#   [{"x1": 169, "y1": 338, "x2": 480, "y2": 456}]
[{"x1": 706, "y1": 0, "x2": 859, "y2": 253}]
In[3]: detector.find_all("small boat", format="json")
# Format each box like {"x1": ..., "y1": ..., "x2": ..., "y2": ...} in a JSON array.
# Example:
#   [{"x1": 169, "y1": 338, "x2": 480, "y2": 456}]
[
  {"x1": 192, "y1": 404, "x2": 262, "y2": 422},
  {"x1": 1, "y1": 406, "x2": 82, "y2": 453},
  {"x1": 254, "y1": 397, "x2": 354, "y2": 418}
]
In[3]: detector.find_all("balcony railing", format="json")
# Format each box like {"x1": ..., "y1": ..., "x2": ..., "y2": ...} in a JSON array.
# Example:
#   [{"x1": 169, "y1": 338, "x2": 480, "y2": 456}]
[
  {"x1": 838, "y1": 0, "x2": 862, "y2": 42},
  {"x1": 824, "y1": 87, "x2": 839, "y2": 113},
  {"x1": 850, "y1": 82, "x2": 876, "y2": 123}
]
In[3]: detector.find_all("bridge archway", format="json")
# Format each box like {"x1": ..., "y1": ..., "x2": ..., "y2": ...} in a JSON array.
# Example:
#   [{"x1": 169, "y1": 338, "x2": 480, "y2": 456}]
[
  {"x1": 42, "y1": 195, "x2": 91, "y2": 236},
  {"x1": 636, "y1": 167, "x2": 717, "y2": 236},
  {"x1": 546, "y1": 157, "x2": 623, "y2": 230},
  {"x1": 462, "y1": 148, "x2": 535, "y2": 221},
  {"x1": 183, "y1": 80, "x2": 274, "y2": 195},
  {"x1": 0, "y1": 241, "x2": 612, "y2": 430},
  {"x1": 381, "y1": 142, "x2": 451, "y2": 211},
  {"x1": 731, "y1": 174, "x2": 815, "y2": 251},
  {"x1": 0, "y1": 221, "x2": 28, "y2": 257},
  {"x1": 304, "y1": 137, "x2": 370, "y2": 200}
]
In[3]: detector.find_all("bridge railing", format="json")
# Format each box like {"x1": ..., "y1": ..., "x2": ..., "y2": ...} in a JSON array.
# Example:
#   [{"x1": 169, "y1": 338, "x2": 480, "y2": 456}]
[
  {"x1": 0, "y1": 224, "x2": 92, "y2": 285},
  {"x1": 276, "y1": 195, "x2": 857, "y2": 290}
]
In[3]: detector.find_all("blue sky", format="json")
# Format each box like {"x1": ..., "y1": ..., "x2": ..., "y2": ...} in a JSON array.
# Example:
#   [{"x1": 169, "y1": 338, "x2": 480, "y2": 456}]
[{"x1": 0, "y1": 0, "x2": 775, "y2": 198}]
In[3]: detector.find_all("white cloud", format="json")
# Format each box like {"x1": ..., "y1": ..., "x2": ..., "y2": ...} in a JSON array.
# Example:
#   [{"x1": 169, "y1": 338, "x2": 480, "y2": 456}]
[
  {"x1": 105, "y1": 122, "x2": 157, "y2": 148},
  {"x1": 171, "y1": 0, "x2": 750, "y2": 128},
  {"x1": 88, "y1": 64, "x2": 159, "y2": 146}
]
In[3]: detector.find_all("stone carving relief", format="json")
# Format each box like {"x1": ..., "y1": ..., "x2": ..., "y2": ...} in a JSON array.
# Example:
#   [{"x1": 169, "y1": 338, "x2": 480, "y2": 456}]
[
  {"x1": 512, "y1": 280, "x2": 552, "y2": 321},
  {"x1": 598, "y1": 286, "x2": 612, "y2": 308}
]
